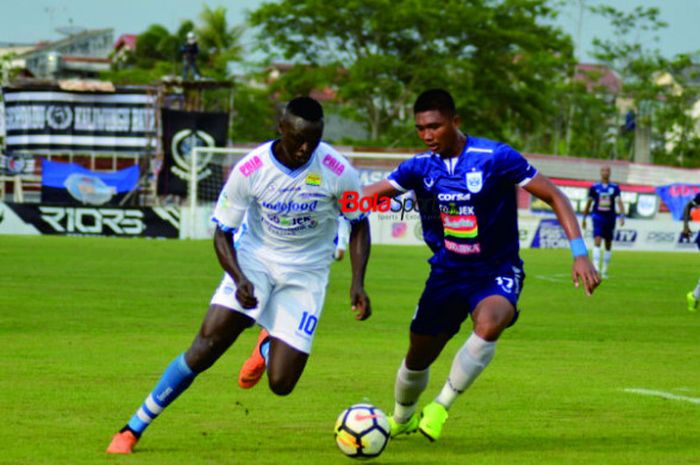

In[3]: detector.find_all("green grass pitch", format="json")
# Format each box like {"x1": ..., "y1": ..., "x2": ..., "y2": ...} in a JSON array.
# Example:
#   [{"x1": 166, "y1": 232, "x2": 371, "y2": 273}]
[{"x1": 0, "y1": 235, "x2": 698, "y2": 464}]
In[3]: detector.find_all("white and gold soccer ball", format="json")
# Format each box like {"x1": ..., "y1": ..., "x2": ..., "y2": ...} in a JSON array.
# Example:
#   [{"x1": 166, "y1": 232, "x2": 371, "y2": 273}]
[{"x1": 334, "y1": 403, "x2": 390, "y2": 459}]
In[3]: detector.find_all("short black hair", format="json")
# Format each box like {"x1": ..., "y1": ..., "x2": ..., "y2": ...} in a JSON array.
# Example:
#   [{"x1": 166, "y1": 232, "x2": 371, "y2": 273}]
[
  {"x1": 286, "y1": 96, "x2": 324, "y2": 122},
  {"x1": 413, "y1": 89, "x2": 456, "y2": 117}
]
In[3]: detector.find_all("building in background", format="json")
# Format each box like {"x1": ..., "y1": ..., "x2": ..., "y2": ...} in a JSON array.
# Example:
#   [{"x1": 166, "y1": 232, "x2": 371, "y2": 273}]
[{"x1": 16, "y1": 29, "x2": 114, "y2": 79}]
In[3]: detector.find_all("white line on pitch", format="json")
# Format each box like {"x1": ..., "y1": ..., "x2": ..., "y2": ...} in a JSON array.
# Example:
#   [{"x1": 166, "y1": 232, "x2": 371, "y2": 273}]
[
  {"x1": 533, "y1": 274, "x2": 569, "y2": 282},
  {"x1": 624, "y1": 388, "x2": 700, "y2": 405}
]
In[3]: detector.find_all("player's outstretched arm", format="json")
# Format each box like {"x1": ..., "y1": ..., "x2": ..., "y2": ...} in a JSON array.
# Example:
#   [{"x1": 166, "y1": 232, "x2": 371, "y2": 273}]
[
  {"x1": 213, "y1": 227, "x2": 258, "y2": 309},
  {"x1": 524, "y1": 173, "x2": 600, "y2": 296},
  {"x1": 363, "y1": 179, "x2": 402, "y2": 200},
  {"x1": 348, "y1": 217, "x2": 372, "y2": 321}
]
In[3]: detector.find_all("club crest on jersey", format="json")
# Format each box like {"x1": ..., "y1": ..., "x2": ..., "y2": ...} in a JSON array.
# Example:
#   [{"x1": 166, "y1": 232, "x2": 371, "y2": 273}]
[
  {"x1": 423, "y1": 177, "x2": 435, "y2": 190},
  {"x1": 305, "y1": 173, "x2": 321, "y2": 186},
  {"x1": 466, "y1": 171, "x2": 483, "y2": 193}
]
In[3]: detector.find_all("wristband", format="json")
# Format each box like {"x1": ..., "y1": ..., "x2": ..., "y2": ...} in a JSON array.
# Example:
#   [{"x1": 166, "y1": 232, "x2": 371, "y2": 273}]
[{"x1": 570, "y1": 237, "x2": 587, "y2": 258}]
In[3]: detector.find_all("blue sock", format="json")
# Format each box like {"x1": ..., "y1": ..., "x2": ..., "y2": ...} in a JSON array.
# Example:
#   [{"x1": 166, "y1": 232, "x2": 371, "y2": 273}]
[
  {"x1": 126, "y1": 353, "x2": 197, "y2": 435},
  {"x1": 260, "y1": 339, "x2": 270, "y2": 365}
]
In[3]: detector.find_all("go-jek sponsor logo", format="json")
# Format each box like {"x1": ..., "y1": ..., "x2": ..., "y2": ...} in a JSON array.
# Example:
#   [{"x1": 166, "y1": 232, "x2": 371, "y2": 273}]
[{"x1": 261, "y1": 199, "x2": 319, "y2": 213}]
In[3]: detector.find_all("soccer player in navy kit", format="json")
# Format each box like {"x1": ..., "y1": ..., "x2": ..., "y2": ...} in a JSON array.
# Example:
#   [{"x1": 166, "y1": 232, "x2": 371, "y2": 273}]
[
  {"x1": 363, "y1": 89, "x2": 600, "y2": 441},
  {"x1": 681, "y1": 192, "x2": 700, "y2": 311},
  {"x1": 582, "y1": 166, "x2": 625, "y2": 278}
]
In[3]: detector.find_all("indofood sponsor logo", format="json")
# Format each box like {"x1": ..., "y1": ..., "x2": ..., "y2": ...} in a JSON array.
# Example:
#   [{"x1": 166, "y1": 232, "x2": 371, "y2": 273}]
[{"x1": 261, "y1": 200, "x2": 319, "y2": 213}]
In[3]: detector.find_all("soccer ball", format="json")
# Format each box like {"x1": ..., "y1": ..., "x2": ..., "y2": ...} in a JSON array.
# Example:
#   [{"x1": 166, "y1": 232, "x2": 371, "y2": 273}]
[{"x1": 334, "y1": 403, "x2": 390, "y2": 459}]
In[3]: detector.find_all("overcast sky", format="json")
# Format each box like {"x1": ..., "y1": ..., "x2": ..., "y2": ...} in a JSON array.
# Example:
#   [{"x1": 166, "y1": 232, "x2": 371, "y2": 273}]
[{"x1": 1, "y1": 0, "x2": 697, "y2": 62}]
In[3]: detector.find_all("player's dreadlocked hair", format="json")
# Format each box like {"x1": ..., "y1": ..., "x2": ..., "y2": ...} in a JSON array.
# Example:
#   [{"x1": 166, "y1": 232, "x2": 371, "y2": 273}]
[
  {"x1": 413, "y1": 89, "x2": 456, "y2": 118},
  {"x1": 286, "y1": 96, "x2": 324, "y2": 122}
]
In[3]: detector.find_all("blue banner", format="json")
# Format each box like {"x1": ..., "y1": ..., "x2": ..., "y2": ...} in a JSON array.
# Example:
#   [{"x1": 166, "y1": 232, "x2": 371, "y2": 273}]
[
  {"x1": 41, "y1": 160, "x2": 139, "y2": 206},
  {"x1": 530, "y1": 218, "x2": 569, "y2": 249},
  {"x1": 655, "y1": 184, "x2": 700, "y2": 221}
]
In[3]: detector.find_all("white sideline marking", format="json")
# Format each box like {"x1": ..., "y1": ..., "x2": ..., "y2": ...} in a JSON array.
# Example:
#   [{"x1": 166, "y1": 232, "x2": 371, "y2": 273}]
[
  {"x1": 624, "y1": 388, "x2": 700, "y2": 405},
  {"x1": 533, "y1": 274, "x2": 569, "y2": 283}
]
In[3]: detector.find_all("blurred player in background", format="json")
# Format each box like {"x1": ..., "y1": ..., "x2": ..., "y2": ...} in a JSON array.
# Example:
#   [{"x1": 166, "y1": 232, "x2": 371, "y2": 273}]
[
  {"x1": 582, "y1": 166, "x2": 625, "y2": 278},
  {"x1": 681, "y1": 192, "x2": 700, "y2": 312},
  {"x1": 362, "y1": 89, "x2": 599, "y2": 442},
  {"x1": 107, "y1": 97, "x2": 372, "y2": 454}
]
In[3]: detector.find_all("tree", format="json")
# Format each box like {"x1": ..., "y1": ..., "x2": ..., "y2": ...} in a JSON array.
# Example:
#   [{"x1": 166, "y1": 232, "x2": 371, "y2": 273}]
[
  {"x1": 230, "y1": 83, "x2": 278, "y2": 143},
  {"x1": 249, "y1": 0, "x2": 574, "y2": 144},
  {"x1": 197, "y1": 5, "x2": 245, "y2": 79},
  {"x1": 653, "y1": 54, "x2": 700, "y2": 167},
  {"x1": 589, "y1": 4, "x2": 668, "y2": 163}
]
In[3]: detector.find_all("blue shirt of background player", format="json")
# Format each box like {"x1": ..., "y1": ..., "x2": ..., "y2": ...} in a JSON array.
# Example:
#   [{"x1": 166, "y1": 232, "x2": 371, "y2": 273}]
[
  {"x1": 588, "y1": 182, "x2": 621, "y2": 220},
  {"x1": 388, "y1": 135, "x2": 537, "y2": 272},
  {"x1": 692, "y1": 193, "x2": 700, "y2": 249}
]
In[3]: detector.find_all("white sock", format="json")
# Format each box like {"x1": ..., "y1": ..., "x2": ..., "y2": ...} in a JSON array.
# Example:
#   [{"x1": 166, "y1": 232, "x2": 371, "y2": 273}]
[
  {"x1": 693, "y1": 278, "x2": 700, "y2": 300},
  {"x1": 592, "y1": 247, "x2": 601, "y2": 271},
  {"x1": 435, "y1": 332, "x2": 496, "y2": 410},
  {"x1": 602, "y1": 250, "x2": 612, "y2": 273},
  {"x1": 393, "y1": 359, "x2": 429, "y2": 422}
]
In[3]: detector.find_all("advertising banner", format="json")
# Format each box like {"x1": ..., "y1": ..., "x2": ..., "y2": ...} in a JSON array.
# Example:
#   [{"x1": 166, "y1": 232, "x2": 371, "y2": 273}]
[
  {"x1": 0, "y1": 202, "x2": 179, "y2": 238},
  {"x1": 528, "y1": 216, "x2": 697, "y2": 253},
  {"x1": 1, "y1": 88, "x2": 156, "y2": 153},
  {"x1": 655, "y1": 184, "x2": 700, "y2": 220},
  {"x1": 41, "y1": 160, "x2": 139, "y2": 206}
]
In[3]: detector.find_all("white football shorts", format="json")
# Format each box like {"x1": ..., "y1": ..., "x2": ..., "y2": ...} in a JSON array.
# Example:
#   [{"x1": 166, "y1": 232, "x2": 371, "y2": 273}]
[{"x1": 210, "y1": 253, "x2": 329, "y2": 354}]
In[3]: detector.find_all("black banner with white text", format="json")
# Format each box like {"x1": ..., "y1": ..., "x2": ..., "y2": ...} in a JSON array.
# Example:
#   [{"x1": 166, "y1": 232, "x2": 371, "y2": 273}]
[
  {"x1": 1, "y1": 88, "x2": 156, "y2": 153},
  {"x1": 0, "y1": 203, "x2": 179, "y2": 238}
]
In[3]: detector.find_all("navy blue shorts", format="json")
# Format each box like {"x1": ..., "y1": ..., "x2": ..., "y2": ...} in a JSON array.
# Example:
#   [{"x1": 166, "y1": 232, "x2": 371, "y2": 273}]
[
  {"x1": 592, "y1": 215, "x2": 615, "y2": 241},
  {"x1": 410, "y1": 262, "x2": 525, "y2": 337}
]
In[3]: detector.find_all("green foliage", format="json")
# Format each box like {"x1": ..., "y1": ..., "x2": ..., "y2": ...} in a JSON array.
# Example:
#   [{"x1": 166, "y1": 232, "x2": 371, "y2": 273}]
[
  {"x1": 588, "y1": 4, "x2": 683, "y2": 163},
  {"x1": 652, "y1": 53, "x2": 700, "y2": 167},
  {"x1": 1, "y1": 51, "x2": 19, "y2": 85},
  {"x1": 250, "y1": 0, "x2": 574, "y2": 144},
  {"x1": 196, "y1": 5, "x2": 245, "y2": 80},
  {"x1": 230, "y1": 84, "x2": 278, "y2": 143},
  {"x1": 1, "y1": 236, "x2": 699, "y2": 464}
]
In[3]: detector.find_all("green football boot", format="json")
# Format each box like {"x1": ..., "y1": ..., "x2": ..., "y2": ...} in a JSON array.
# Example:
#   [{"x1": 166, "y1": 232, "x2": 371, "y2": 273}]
[
  {"x1": 388, "y1": 412, "x2": 419, "y2": 438},
  {"x1": 418, "y1": 402, "x2": 449, "y2": 442},
  {"x1": 687, "y1": 292, "x2": 698, "y2": 312}
]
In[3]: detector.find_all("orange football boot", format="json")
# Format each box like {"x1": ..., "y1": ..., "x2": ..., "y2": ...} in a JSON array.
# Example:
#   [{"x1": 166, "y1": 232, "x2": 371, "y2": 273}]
[
  {"x1": 106, "y1": 430, "x2": 139, "y2": 454},
  {"x1": 238, "y1": 328, "x2": 269, "y2": 389}
]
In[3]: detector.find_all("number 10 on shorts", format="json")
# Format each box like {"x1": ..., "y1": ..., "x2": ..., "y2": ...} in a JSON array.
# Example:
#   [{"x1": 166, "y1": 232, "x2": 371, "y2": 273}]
[{"x1": 298, "y1": 311, "x2": 318, "y2": 335}]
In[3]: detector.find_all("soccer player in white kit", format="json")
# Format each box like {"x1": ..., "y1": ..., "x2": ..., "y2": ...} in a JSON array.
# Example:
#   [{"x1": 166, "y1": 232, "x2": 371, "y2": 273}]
[{"x1": 107, "y1": 97, "x2": 372, "y2": 454}]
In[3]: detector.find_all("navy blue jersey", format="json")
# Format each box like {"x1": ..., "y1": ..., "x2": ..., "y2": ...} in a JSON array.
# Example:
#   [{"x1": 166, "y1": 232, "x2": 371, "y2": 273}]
[
  {"x1": 387, "y1": 136, "x2": 537, "y2": 270},
  {"x1": 588, "y1": 182, "x2": 621, "y2": 219},
  {"x1": 693, "y1": 193, "x2": 700, "y2": 206}
]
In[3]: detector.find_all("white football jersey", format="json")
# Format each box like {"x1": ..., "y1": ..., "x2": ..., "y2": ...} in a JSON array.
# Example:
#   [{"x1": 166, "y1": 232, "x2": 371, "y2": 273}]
[{"x1": 213, "y1": 141, "x2": 363, "y2": 268}]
